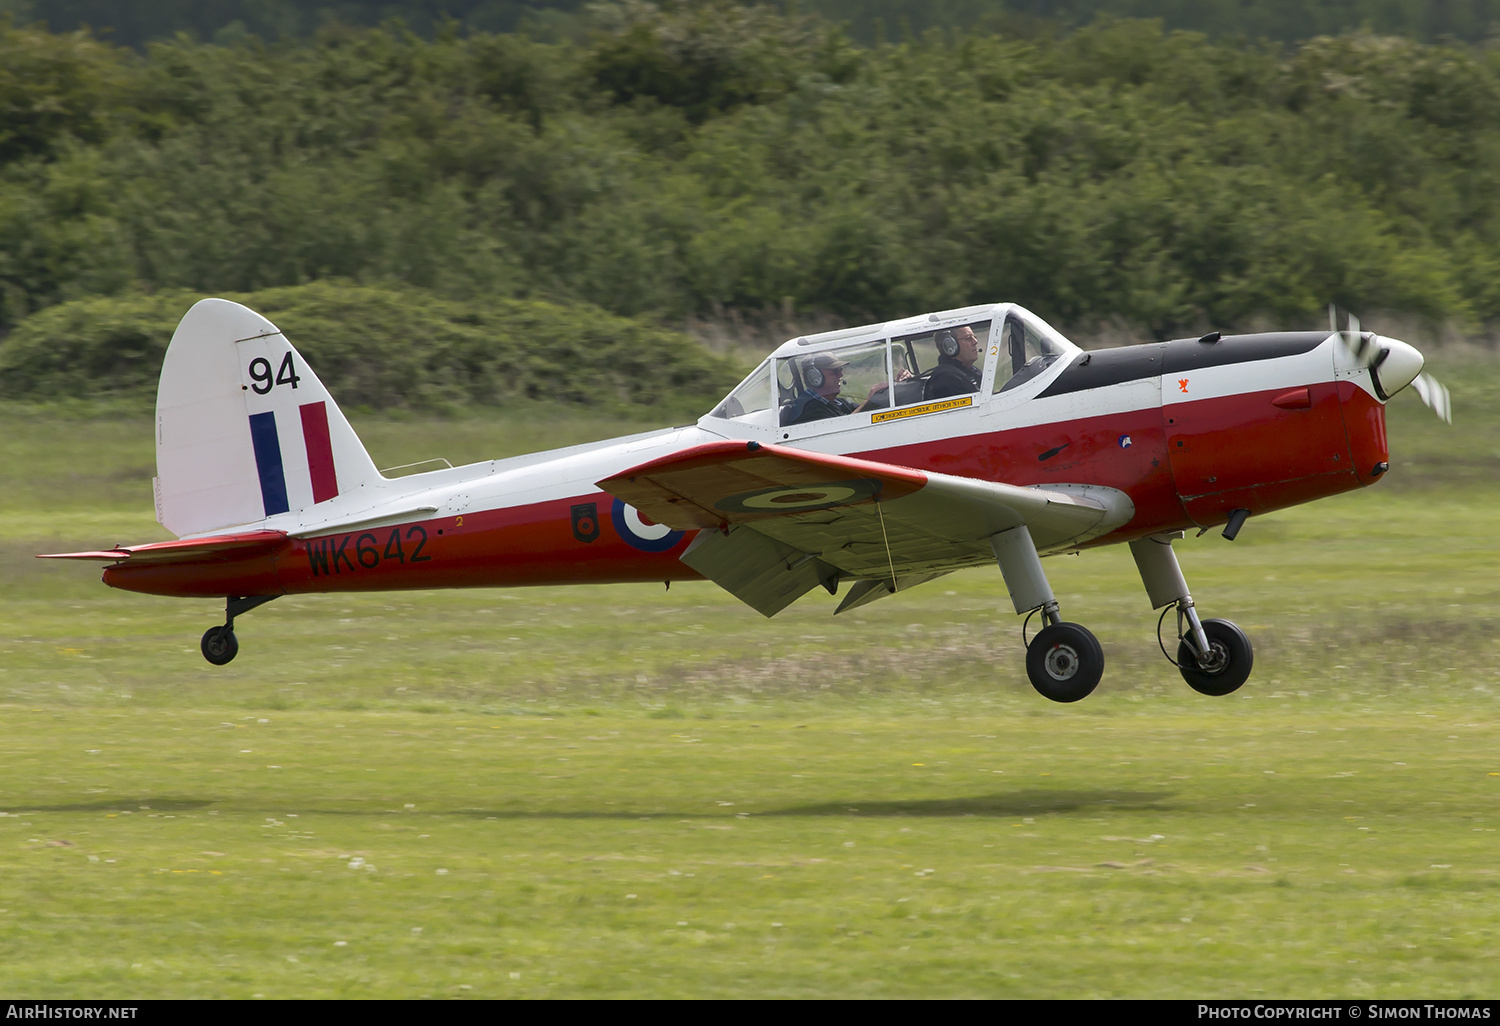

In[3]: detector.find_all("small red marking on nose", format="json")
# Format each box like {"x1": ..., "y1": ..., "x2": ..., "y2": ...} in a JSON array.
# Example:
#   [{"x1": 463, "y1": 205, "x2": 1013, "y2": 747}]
[{"x1": 1178, "y1": 378, "x2": 1189, "y2": 393}]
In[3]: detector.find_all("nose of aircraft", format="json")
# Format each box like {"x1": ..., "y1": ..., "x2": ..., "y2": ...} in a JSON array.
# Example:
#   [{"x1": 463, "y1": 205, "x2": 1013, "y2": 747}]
[{"x1": 1370, "y1": 335, "x2": 1424, "y2": 399}]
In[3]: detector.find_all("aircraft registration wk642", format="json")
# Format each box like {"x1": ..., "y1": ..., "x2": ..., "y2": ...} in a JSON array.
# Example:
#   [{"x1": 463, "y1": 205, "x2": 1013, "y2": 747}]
[{"x1": 42, "y1": 299, "x2": 1451, "y2": 702}]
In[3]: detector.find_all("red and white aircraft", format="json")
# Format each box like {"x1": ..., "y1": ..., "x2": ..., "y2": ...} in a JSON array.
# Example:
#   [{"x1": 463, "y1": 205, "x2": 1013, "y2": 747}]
[{"x1": 42, "y1": 299, "x2": 1449, "y2": 702}]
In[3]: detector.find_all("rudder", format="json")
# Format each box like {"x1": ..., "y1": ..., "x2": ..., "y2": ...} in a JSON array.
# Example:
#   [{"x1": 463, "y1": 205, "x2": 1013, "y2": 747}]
[{"x1": 155, "y1": 299, "x2": 380, "y2": 538}]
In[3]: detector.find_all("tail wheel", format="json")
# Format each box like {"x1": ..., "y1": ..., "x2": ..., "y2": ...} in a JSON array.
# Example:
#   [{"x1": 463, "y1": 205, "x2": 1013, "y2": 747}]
[
  {"x1": 1177, "y1": 618, "x2": 1252, "y2": 696},
  {"x1": 201, "y1": 626, "x2": 239, "y2": 666},
  {"x1": 1025, "y1": 622, "x2": 1104, "y2": 703}
]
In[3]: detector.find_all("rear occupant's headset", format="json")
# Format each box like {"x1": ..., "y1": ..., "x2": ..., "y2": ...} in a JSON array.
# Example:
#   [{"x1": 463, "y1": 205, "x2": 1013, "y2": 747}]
[{"x1": 937, "y1": 330, "x2": 960, "y2": 358}]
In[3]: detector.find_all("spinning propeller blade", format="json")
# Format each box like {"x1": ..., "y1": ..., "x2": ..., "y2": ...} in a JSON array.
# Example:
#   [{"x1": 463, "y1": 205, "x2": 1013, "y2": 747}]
[
  {"x1": 1410, "y1": 373, "x2": 1452, "y2": 424},
  {"x1": 1328, "y1": 305, "x2": 1452, "y2": 424}
]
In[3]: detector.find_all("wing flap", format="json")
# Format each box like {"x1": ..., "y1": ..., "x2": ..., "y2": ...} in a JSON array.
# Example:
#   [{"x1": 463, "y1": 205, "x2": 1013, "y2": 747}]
[
  {"x1": 834, "y1": 571, "x2": 953, "y2": 614},
  {"x1": 680, "y1": 528, "x2": 840, "y2": 618}
]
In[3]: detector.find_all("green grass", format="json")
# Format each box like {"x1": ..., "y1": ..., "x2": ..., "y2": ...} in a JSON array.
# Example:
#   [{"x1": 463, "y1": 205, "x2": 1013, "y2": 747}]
[
  {"x1": 0, "y1": 351, "x2": 1497, "y2": 997},
  {"x1": 0, "y1": 705, "x2": 1495, "y2": 998}
]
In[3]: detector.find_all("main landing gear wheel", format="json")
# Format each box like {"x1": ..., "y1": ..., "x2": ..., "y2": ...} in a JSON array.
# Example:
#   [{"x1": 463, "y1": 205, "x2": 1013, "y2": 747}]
[
  {"x1": 1025, "y1": 622, "x2": 1104, "y2": 703},
  {"x1": 201, "y1": 626, "x2": 239, "y2": 666},
  {"x1": 1177, "y1": 618, "x2": 1253, "y2": 696}
]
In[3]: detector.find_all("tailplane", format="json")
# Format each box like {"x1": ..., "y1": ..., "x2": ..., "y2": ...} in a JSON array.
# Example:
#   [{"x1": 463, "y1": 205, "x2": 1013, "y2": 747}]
[{"x1": 155, "y1": 299, "x2": 380, "y2": 538}]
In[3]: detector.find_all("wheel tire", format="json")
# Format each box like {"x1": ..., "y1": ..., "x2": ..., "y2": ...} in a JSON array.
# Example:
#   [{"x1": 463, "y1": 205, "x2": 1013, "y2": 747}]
[
  {"x1": 201, "y1": 626, "x2": 239, "y2": 666},
  {"x1": 1177, "y1": 618, "x2": 1253, "y2": 696},
  {"x1": 1025, "y1": 622, "x2": 1104, "y2": 703}
]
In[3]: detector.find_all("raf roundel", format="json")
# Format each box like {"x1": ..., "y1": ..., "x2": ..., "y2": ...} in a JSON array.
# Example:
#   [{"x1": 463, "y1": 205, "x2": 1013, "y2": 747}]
[
  {"x1": 714, "y1": 478, "x2": 883, "y2": 514},
  {"x1": 610, "y1": 497, "x2": 685, "y2": 553}
]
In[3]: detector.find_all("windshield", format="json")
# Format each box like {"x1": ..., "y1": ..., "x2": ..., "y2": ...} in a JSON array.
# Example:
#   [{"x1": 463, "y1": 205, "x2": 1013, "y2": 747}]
[{"x1": 707, "y1": 360, "x2": 774, "y2": 422}]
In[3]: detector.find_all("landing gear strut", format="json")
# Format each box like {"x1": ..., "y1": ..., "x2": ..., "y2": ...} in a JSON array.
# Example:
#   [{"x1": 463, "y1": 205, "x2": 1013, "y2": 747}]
[
  {"x1": 1131, "y1": 534, "x2": 1253, "y2": 696},
  {"x1": 200, "y1": 595, "x2": 278, "y2": 666},
  {"x1": 992, "y1": 526, "x2": 1105, "y2": 703}
]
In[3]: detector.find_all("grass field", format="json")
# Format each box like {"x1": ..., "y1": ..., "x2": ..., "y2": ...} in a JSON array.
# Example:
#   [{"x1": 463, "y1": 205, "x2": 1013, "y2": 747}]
[{"x1": 0, "y1": 349, "x2": 1497, "y2": 998}]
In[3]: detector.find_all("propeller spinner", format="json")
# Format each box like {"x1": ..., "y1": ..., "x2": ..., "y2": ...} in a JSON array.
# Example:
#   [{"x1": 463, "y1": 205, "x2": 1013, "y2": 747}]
[{"x1": 1329, "y1": 305, "x2": 1451, "y2": 423}]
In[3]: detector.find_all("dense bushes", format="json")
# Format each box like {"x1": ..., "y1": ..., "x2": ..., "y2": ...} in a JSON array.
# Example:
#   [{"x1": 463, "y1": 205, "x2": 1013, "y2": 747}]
[
  {"x1": 4, "y1": 5, "x2": 1500, "y2": 399},
  {"x1": 19, "y1": 1, "x2": 1500, "y2": 49},
  {"x1": 0, "y1": 283, "x2": 743, "y2": 411}
]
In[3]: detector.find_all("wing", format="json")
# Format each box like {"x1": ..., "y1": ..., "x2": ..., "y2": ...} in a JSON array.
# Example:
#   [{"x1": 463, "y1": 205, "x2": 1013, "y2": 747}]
[
  {"x1": 598, "y1": 441, "x2": 1133, "y2": 616},
  {"x1": 38, "y1": 530, "x2": 289, "y2": 566}
]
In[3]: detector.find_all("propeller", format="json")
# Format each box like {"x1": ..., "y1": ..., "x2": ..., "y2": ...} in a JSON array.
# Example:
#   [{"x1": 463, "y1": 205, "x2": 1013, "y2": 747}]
[
  {"x1": 1328, "y1": 304, "x2": 1452, "y2": 424},
  {"x1": 1410, "y1": 373, "x2": 1452, "y2": 423}
]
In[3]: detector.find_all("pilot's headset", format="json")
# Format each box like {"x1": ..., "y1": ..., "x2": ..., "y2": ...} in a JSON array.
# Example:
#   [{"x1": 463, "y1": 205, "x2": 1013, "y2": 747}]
[
  {"x1": 803, "y1": 357, "x2": 826, "y2": 390},
  {"x1": 937, "y1": 329, "x2": 961, "y2": 358}
]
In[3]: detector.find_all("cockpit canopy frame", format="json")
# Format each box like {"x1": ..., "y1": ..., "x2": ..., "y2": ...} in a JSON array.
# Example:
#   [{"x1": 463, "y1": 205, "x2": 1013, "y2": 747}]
[{"x1": 703, "y1": 303, "x2": 1078, "y2": 434}]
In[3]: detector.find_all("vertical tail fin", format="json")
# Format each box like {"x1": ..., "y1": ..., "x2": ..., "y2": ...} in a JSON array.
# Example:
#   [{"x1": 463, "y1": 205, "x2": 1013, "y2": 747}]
[{"x1": 155, "y1": 299, "x2": 381, "y2": 538}]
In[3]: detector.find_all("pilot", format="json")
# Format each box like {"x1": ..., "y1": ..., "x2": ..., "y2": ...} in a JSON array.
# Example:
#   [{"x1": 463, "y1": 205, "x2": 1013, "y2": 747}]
[
  {"x1": 781, "y1": 353, "x2": 889, "y2": 426},
  {"x1": 923, "y1": 326, "x2": 983, "y2": 400}
]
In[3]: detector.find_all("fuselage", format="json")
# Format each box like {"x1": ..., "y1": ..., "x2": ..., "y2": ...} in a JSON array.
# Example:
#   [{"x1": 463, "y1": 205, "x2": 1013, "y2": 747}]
[{"x1": 103, "y1": 311, "x2": 1390, "y2": 600}]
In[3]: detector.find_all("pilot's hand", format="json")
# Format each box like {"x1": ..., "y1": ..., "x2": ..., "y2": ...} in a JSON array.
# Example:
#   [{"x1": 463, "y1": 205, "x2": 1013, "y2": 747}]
[{"x1": 866, "y1": 382, "x2": 890, "y2": 399}]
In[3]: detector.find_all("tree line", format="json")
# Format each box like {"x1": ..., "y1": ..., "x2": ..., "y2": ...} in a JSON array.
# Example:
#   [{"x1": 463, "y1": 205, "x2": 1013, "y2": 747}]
[
  {"x1": 11, "y1": 0, "x2": 1500, "y2": 47},
  {"x1": 4, "y1": 3, "x2": 1500, "y2": 403}
]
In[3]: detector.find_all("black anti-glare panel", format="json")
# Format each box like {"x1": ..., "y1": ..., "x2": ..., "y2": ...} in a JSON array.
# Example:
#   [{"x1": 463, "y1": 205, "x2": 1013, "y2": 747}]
[{"x1": 1038, "y1": 332, "x2": 1329, "y2": 398}]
